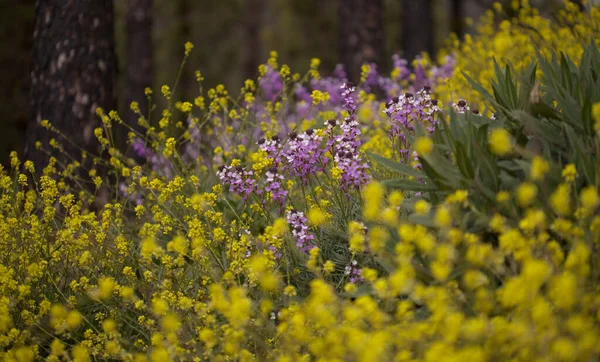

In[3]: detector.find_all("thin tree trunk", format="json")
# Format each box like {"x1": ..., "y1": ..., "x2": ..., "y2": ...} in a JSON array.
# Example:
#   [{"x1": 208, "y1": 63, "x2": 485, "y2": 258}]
[
  {"x1": 401, "y1": 0, "x2": 434, "y2": 62},
  {"x1": 339, "y1": 0, "x2": 384, "y2": 83},
  {"x1": 125, "y1": 0, "x2": 153, "y2": 141},
  {"x1": 27, "y1": 0, "x2": 117, "y2": 172},
  {"x1": 178, "y1": 0, "x2": 191, "y2": 99},
  {"x1": 243, "y1": 0, "x2": 264, "y2": 80},
  {"x1": 451, "y1": 0, "x2": 464, "y2": 39}
]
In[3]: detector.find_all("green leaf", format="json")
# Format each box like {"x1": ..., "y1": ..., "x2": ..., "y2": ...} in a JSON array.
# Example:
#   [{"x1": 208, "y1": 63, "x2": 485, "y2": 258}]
[
  {"x1": 382, "y1": 179, "x2": 438, "y2": 191},
  {"x1": 368, "y1": 153, "x2": 427, "y2": 179}
]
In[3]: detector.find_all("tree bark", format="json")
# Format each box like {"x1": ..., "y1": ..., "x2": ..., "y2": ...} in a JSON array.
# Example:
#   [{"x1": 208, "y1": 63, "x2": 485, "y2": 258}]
[
  {"x1": 339, "y1": 0, "x2": 384, "y2": 83},
  {"x1": 125, "y1": 0, "x2": 153, "y2": 139},
  {"x1": 451, "y1": 0, "x2": 464, "y2": 39},
  {"x1": 401, "y1": 0, "x2": 434, "y2": 62},
  {"x1": 27, "y1": 0, "x2": 117, "y2": 172},
  {"x1": 243, "y1": 0, "x2": 264, "y2": 81}
]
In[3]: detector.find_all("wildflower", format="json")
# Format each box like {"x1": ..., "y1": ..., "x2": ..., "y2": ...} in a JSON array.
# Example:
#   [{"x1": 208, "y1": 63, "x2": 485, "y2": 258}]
[
  {"x1": 562, "y1": 163, "x2": 577, "y2": 182},
  {"x1": 550, "y1": 184, "x2": 571, "y2": 216},
  {"x1": 414, "y1": 137, "x2": 433, "y2": 156},
  {"x1": 333, "y1": 83, "x2": 371, "y2": 190},
  {"x1": 264, "y1": 167, "x2": 288, "y2": 206},
  {"x1": 284, "y1": 285, "x2": 297, "y2": 297},
  {"x1": 307, "y1": 208, "x2": 327, "y2": 226},
  {"x1": 489, "y1": 128, "x2": 512, "y2": 155},
  {"x1": 284, "y1": 129, "x2": 327, "y2": 181},
  {"x1": 344, "y1": 260, "x2": 364, "y2": 284},
  {"x1": 384, "y1": 88, "x2": 440, "y2": 147},
  {"x1": 530, "y1": 156, "x2": 549, "y2": 181},
  {"x1": 286, "y1": 209, "x2": 315, "y2": 252},
  {"x1": 414, "y1": 199, "x2": 431, "y2": 214},
  {"x1": 217, "y1": 164, "x2": 256, "y2": 200},
  {"x1": 184, "y1": 41, "x2": 194, "y2": 56},
  {"x1": 580, "y1": 186, "x2": 599, "y2": 209},
  {"x1": 516, "y1": 182, "x2": 538, "y2": 207},
  {"x1": 363, "y1": 182, "x2": 384, "y2": 220},
  {"x1": 323, "y1": 260, "x2": 335, "y2": 274},
  {"x1": 452, "y1": 99, "x2": 470, "y2": 113}
]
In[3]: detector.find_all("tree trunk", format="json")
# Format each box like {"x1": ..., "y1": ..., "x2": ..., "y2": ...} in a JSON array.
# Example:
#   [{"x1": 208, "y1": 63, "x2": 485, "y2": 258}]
[
  {"x1": 125, "y1": 0, "x2": 153, "y2": 140},
  {"x1": 451, "y1": 0, "x2": 464, "y2": 39},
  {"x1": 401, "y1": 0, "x2": 434, "y2": 62},
  {"x1": 243, "y1": 0, "x2": 264, "y2": 81},
  {"x1": 339, "y1": 0, "x2": 384, "y2": 83},
  {"x1": 27, "y1": 0, "x2": 117, "y2": 172}
]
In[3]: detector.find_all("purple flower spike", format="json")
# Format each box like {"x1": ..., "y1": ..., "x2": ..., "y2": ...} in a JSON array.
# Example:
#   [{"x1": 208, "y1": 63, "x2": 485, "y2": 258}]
[
  {"x1": 333, "y1": 83, "x2": 371, "y2": 191},
  {"x1": 217, "y1": 164, "x2": 256, "y2": 200},
  {"x1": 265, "y1": 166, "x2": 288, "y2": 206},
  {"x1": 286, "y1": 209, "x2": 315, "y2": 253}
]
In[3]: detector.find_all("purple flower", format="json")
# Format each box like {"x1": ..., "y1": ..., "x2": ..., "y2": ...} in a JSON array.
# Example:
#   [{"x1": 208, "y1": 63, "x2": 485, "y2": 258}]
[
  {"x1": 259, "y1": 66, "x2": 284, "y2": 102},
  {"x1": 344, "y1": 260, "x2": 364, "y2": 284},
  {"x1": 264, "y1": 166, "x2": 288, "y2": 206},
  {"x1": 119, "y1": 182, "x2": 143, "y2": 206},
  {"x1": 284, "y1": 129, "x2": 327, "y2": 181},
  {"x1": 452, "y1": 99, "x2": 470, "y2": 113},
  {"x1": 132, "y1": 138, "x2": 152, "y2": 159},
  {"x1": 384, "y1": 87, "x2": 441, "y2": 157},
  {"x1": 217, "y1": 164, "x2": 256, "y2": 200},
  {"x1": 286, "y1": 209, "x2": 315, "y2": 253},
  {"x1": 332, "y1": 83, "x2": 371, "y2": 191}
]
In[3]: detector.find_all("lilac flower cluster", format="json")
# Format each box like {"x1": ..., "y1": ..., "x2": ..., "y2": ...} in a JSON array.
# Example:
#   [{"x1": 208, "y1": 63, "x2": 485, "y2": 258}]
[
  {"x1": 452, "y1": 99, "x2": 470, "y2": 113},
  {"x1": 258, "y1": 135, "x2": 283, "y2": 163},
  {"x1": 259, "y1": 66, "x2": 284, "y2": 102},
  {"x1": 344, "y1": 260, "x2": 364, "y2": 284},
  {"x1": 384, "y1": 87, "x2": 441, "y2": 157},
  {"x1": 264, "y1": 167, "x2": 287, "y2": 206},
  {"x1": 332, "y1": 83, "x2": 370, "y2": 190},
  {"x1": 284, "y1": 129, "x2": 328, "y2": 180},
  {"x1": 391, "y1": 54, "x2": 456, "y2": 95},
  {"x1": 286, "y1": 209, "x2": 315, "y2": 252},
  {"x1": 216, "y1": 165, "x2": 256, "y2": 200}
]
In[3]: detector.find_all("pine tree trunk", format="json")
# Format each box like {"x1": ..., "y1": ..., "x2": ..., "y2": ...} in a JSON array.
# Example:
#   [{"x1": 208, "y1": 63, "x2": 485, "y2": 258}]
[
  {"x1": 339, "y1": 0, "x2": 384, "y2": 83},
  {"x1": 27, "y1": 0, "x2": 117, "y2": 172},
  {"x1": 401, "y1": 0, "x2": 434, "y2": 62},
  {"x1": 451, "y1": 0, "x2": 464, "y2": 39},
  {"x1": 125, "y1": 0, "x2": 153, "y2": 140},
  {"x1": 243, "y1": 0, "x2": 264, "y2": 81}
]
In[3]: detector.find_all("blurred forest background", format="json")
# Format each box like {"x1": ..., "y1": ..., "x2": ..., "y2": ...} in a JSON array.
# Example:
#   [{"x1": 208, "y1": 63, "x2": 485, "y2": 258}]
[{"x1": 0, "y1": 0, "x2": 576, "y2": 167}]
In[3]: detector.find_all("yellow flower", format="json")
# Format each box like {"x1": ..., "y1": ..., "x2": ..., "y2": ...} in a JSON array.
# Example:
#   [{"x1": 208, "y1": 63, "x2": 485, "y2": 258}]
[
  {"x1": 307, "y1": 208, "x2": 327, "y2": 226},
  {"x1": 489, "y1": 128, "x2": 512, "y2": 155},
  {"x1": 435, "y1": 206, "x2": 452, "y2": 228},
  {"x1": 184, "y1": 41, "x2": 194, "y2": 56},
  {"x1": 592, "y1": 102, "x2": 600, "y2": 132},
  {"x1": 363, "y1": 182, "x2": 384, "y2": 220},
  {"x1": 562, "y1": 163, "x2": 577, "y2": 182},
  {"x1": 97, "y1": 277, "x2": 115, "y2": 300},
  {"x1": 516, "y1": 182, "x2": 537, "y2": 207},
  {"x1": 284, "y1": 285, "x2": 297, "y2": 297},
  {"x1": 414, "y1": 200, "x2": 431, "y2": 214},
  {"x1": 530, "y1": 156, "x2": 549, "y2": 181},
  {"x1": 414, "y1": 137, "x2": 433, "y2": 156},
  {"x1": 580, "y1": 186, "x2": 599, "y2": 209},
  {"x1": 550, "y1": 184, "x2": 571, "y2": 216},
  {"x1": 323, "y1": 260, "x2": 335, "y2": 274},
  {"x1": 311, "y1": 90, "x2": 330, "y2": 105}
]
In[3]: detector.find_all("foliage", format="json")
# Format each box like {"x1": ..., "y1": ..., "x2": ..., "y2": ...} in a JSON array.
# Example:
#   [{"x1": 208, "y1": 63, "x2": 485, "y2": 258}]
[{"x1": 1, "y1": 1, "x2": 600, "y2": 361}]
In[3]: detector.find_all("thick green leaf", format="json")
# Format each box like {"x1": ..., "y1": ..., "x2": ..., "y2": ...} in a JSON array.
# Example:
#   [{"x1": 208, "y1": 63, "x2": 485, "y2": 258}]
[
  {"x1": 369, "y1": 153, "x2": 427, "y2": 179},
  {"x1": 382, "y1": 179, "x2": 438, "y2": 191}
]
